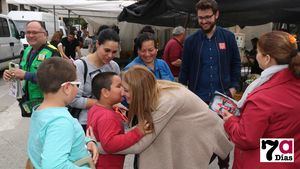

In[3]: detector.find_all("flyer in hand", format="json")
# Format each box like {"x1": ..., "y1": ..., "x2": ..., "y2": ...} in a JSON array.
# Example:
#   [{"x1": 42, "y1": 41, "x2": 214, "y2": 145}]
[
  {"x1": 8, "y1": 62, "x2": 23, "y2": 99},
  {"x1": 209, "y1": 91, "x2": 239, "y2": 116}
]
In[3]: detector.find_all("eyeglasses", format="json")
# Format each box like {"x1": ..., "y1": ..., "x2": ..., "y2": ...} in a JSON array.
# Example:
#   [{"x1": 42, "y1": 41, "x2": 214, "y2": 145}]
[
  {"x1": 25, "y1": 31, "x2": 46, "y2": 35},
  {"x1": 198, "y1": 14, "x2": 214, "y2": 21},
  {"x1": 61, "y1": 81, "x2": 81, "y2": 88}
]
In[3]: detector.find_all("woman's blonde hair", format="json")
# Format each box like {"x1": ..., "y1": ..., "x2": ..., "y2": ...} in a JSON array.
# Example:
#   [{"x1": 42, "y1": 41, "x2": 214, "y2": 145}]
[
  {"x1": 122, "y1": 65, "x2": 159, "y2": 130},
  {"x1": 51, "y1": 31, "x2": 62, "y2": 42},
  {"x1": 258, "y1": 31, "x2": 300, "y2": 78}
]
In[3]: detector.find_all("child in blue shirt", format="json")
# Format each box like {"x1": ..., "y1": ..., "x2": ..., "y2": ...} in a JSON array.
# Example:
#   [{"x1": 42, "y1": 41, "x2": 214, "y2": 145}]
[{"x1": 27, "y1": 57, "x2": 98, "y2": 169}]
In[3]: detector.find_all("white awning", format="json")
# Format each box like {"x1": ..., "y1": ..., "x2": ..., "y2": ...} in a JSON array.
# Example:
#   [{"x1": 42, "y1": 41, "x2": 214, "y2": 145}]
[{"x1": 6, "y1": 0, "x2": 136, "y2": 18}]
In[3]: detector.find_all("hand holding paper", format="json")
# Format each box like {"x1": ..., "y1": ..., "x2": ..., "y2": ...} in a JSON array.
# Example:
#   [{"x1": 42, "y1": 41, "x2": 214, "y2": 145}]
[
  {"x1": 8, "y1": 62, "x2": 23, "y2": 99},
  {"x1": 221, "y1": 110, "x2": 234, "y2": 121},
  {"x1": 209, "y1": 91, "x2": 239, "y2": 116}
]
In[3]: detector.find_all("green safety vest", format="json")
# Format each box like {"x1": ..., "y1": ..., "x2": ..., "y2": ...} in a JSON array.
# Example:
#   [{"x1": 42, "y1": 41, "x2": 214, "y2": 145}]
[{"x1": 20, "y1": 43, "x2": 59, "y2": 101}]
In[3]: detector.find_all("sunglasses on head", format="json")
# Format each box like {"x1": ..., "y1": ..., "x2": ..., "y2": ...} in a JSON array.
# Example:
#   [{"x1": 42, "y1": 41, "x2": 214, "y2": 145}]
[{"x1": 61, "y1": 81, "x2": 81, "y2": 88}]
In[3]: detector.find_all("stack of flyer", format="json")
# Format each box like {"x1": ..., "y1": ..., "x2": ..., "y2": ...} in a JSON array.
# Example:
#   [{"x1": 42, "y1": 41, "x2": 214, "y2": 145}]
[
  {"x1": 209, "y1": 91, "x2": 240, "y2": 116},
  {"x1": 8, "y1": 63, "x2": 23, "y2": 99}
]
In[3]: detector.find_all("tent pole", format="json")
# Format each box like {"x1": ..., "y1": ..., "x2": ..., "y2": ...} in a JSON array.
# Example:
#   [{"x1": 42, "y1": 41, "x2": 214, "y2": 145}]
[
  {"x1": 184, "y1": 13, "x2": 190, "y2": 28},
  {"x1": 53, "y1": 5, "x2": 56, "y2": 31}
]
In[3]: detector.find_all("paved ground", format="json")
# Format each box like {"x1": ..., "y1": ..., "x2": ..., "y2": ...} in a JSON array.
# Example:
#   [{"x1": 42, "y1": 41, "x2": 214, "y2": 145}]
[
  {"x1": 0, "y1": 75, "x2": 233, "y2": 168},
  {"x1": 0, "y1": 77, "x2": 29, "y2": 168}
]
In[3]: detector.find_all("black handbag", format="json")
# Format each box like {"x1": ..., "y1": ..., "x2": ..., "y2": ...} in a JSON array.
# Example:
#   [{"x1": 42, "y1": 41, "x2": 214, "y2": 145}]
[
  {"x1": 17, "y1": 96, "x2": 42, "y2": 117},
  {"x1": 67, "y1": 106, "x2": 82, "y2": 119},
  {"x1": 17, "y1": 96, "x2": 31, "y2": 117}
]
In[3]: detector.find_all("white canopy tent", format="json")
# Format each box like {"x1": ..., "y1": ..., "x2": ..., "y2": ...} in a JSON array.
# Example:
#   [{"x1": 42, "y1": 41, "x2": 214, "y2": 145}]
[
  {"x1": 6, "y1": 0, "x2": 172, "y2": 53},
  {"x1": 6, "y1": 0, "x2": 135, "y2": 18},
  {"x1": 6, "y1": 0, "x2": 136, "y2": 34}
]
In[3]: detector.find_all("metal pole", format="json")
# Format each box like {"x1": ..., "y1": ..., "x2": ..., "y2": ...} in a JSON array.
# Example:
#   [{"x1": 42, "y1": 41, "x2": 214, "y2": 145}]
[
  {"x1": 68, "y1": 9, "x2": 71, "y2": 33},
  {"x1": 184, "y1": 13, "x2": 190, "y2": 28},
  {"x1": 53, "y1": 5, "x2": 56, "y2": 31}
]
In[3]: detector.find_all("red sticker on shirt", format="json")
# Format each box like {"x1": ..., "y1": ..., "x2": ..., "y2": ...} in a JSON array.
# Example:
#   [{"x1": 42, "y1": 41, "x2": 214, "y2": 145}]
[{"x1": 219, "y1": 43, "x2": 226, "y2": 50}]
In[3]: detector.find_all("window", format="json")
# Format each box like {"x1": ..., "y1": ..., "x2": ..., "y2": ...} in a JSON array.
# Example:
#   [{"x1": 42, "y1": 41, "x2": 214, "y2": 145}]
[
  {"x1": 30, "y1": 6, "x2": 37, "y2": 11},
  {"x1": 0, "y1": 18, "x2": 10, "y2": 37},
  {"x1": 8, "y1": 4, "x2": 18, "y2": 11},
  {"x1": 20, "y1": 4, "x2": 25, "y2": 11},
  {"x1": 9, "y1": 19, "x2": 19, "y2": 38}
]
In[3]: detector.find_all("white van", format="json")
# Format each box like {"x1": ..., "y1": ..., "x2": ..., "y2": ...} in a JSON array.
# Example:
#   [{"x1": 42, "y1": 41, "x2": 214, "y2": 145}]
[
  {"x1": 7, "y1": 11, "x2": 60, "y2": 47},
  {"x1": 0, "y1": 14, "x2": 23, "y2": 70}
]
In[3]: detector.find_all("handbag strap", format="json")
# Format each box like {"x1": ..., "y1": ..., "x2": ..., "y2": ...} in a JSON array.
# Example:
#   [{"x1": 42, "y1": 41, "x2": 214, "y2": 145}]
[
  {"x1": 79, "y1": 59, "x2": 88, "y2": 84},
  {"x1": 74, "y1": 156, "x2": 96, "y2": 169}
]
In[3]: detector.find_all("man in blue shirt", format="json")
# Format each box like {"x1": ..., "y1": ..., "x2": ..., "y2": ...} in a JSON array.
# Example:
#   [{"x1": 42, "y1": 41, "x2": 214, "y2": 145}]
[
  {"x1": 179, "y1": 0, "x2": 240, "y2": 103},
  {"x1": 179, "y1": 0, "x2": 241, "y2": 169}
]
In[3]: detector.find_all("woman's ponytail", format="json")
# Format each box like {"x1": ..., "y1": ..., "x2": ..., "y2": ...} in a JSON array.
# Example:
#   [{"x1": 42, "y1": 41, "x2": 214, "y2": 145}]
[{"x1": 289, "y1": 51, "x2": 300, "y2": 78}]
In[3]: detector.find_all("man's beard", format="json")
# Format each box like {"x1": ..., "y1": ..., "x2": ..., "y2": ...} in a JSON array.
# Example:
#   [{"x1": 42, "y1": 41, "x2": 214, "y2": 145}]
[{"x1": 200, "y1": 21, "x2": 216, "y2": 34}]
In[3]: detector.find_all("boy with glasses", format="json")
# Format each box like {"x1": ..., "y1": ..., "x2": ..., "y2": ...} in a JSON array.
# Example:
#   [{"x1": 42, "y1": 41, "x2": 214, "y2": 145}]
[{"x1": 27, "y1": 57, "x2": 98, "y2": 168}]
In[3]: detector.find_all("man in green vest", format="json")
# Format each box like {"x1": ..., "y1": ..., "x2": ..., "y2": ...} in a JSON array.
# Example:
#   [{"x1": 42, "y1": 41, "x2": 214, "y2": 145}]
[{"x1": 3, "y1": 20, "x2": 60, "y2": 117}]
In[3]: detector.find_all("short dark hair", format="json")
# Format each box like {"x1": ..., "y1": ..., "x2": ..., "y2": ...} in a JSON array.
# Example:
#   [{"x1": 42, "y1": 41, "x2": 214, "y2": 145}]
[
  {"x1": 251, "y1": 37, "x2": 259, "y2": 44},
  {"x1": 136, "y1": 32, "x2": 157, "y2": 50},
  {"x1": 196, "y1": 0, "x2": 219, "y2": 14},
  {"x1": 92, "y1": 72, "x2": 118, "y2": 100},
  {"x1": 37, "y1": 57, "x2": 76, "y2": 93},
  {"x1": 69, "y1": 31, "x2": 75, "y2": 36},
  {"x1": 97, "y1": 28, "x2": 120, "y2": 45},
  {"x1": 139, "y1": 25, "x2": 155, "y2": 35}
]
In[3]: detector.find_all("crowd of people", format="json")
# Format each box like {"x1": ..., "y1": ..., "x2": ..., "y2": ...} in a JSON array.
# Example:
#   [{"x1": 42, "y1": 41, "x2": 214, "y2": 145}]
[{"x1": 2, "y1": 0, "x2": 300, "y2": 168}]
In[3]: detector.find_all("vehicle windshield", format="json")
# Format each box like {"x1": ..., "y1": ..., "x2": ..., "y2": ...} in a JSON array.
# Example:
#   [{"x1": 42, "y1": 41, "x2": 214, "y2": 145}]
[{"x1": 14, "y1": 20, "x2": 27, "y2": 32}]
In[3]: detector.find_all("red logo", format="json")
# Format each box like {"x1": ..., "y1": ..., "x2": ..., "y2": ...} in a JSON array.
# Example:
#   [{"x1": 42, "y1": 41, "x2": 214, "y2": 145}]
[{"x1": 219, "y1": 43, "x2": 226, "y2": 50}]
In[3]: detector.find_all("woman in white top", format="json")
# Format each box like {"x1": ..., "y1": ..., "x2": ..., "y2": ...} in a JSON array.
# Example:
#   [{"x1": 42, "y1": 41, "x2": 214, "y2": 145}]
[{"x1": 70, "y1": 28, "x2": 120, "y2": 131}]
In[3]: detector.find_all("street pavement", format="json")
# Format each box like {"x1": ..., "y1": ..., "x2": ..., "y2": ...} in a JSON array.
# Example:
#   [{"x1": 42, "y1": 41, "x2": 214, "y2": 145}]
[
  {"x1": 0, "y1": 77, "x2": 30, "y2": 169},
  {"x1": 0, "y1": 76, "x2": 232, "y2": 169}
]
